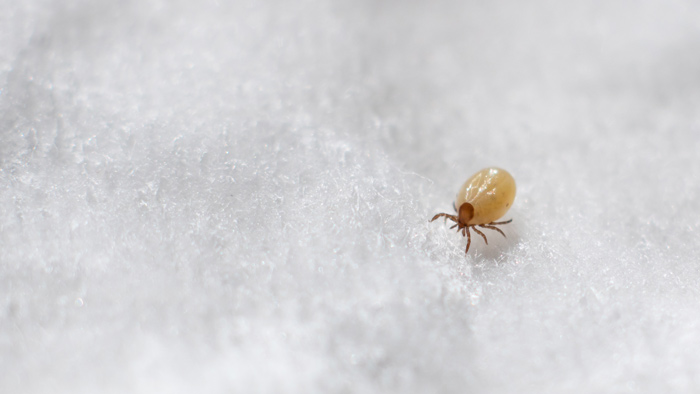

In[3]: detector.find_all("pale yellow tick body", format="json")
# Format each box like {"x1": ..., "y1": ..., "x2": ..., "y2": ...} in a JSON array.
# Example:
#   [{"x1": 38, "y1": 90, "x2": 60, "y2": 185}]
[{"x1": 431, "y1": 167, "x2": 516, "y2": 254}]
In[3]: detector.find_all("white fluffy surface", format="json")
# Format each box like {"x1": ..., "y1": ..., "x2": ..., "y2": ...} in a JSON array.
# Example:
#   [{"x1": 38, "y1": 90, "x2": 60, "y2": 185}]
[{"x1": 3, "y1": 0, "x2": 700, "y2": 392}]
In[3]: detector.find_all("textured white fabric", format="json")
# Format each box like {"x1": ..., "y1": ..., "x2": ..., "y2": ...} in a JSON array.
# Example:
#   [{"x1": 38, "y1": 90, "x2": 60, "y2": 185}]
[{"x1": 3, "y1": 0, "x2": 700, "y2": 392}]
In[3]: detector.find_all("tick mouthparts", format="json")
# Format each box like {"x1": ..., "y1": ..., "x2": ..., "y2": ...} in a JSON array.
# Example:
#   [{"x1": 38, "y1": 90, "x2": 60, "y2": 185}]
[{"x1": 458, "y1": 202, "x2": 474, "y2": 224}]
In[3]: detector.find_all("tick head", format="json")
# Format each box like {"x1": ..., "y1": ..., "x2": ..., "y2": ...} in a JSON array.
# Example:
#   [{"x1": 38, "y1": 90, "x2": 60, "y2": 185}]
[{"x1": 458, "y1": 203, "x2": 474, "y2": 225}]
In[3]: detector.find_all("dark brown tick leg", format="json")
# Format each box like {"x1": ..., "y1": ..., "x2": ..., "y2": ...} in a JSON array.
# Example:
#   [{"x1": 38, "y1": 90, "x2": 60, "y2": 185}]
[
  {"x1": 472, "y1": 226, "x2": 488, "y2": 245},
  {"x1": 430, "y1": 213, "x2": 458, "y2": 224},
  {"x1": 450, "y1": 224, "x2": 458, "y2": 230},
  {"x1": 453, "y1": 202, "x2": 457, "y2": 212},
  {"x1": 465, "y1": 226, "x2": 472, "y2": 254},
  {"x1": 489, "y1": 219, "x2": 512, "y2": 225},
  {"x1": 480, "y1": 224, "x2": 506, "y2": 238}
]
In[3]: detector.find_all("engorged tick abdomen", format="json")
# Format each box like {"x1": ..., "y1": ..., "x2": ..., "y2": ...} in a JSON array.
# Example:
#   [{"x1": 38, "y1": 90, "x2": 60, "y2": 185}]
[{"x1": 455, "y1": 167, "x2": 516, "y2": 225}]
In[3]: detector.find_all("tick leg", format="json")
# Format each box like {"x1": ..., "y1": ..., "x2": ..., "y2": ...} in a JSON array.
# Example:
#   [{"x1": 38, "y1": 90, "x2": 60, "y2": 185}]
[
  {"x1": 472, "y1": 226, "x2": 488, "y2": 245},
  {"x1": 480, "y1": 224, "x2": 506, "y2": 238},
  {"x1": 430, "y1": 213, "x2": 458, "y2": 223},
  {"x1": 489, "y1": 219, "x2": 512, "y2": 225},
  {"x1": 450, "y1": 224, "x2": 458, "y2": 229},
  {"x1": 453, "y1": 201, "x2": 457, "y2": 213},
  {"x1": 465, "y1": 226, "x2": 472, "y2": 254}
]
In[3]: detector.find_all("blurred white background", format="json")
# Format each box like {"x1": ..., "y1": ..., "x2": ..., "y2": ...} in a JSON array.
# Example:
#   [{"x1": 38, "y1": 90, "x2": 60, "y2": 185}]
[{"x1": 2, "y1": 0, "x2": 700, "y2": 392}]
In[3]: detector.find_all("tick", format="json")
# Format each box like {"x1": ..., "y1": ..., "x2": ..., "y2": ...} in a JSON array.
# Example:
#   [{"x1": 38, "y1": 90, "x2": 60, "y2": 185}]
[{"x1": 430, "y1": 167, "x2": 516, "y2": 254}]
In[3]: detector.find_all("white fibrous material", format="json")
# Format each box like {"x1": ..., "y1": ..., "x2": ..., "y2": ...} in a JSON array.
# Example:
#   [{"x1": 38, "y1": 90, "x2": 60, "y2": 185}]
[{"x1": 2, "y1": 0, "x2": 700, "y2": 393}]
